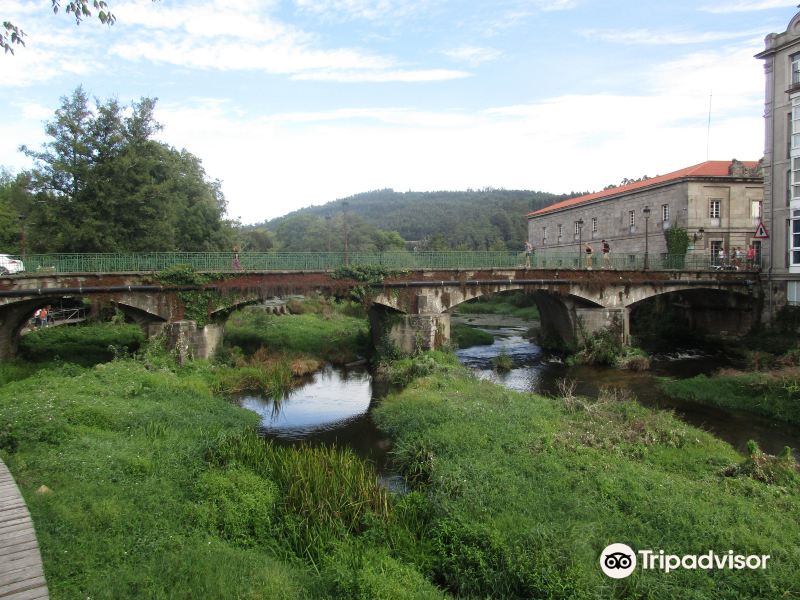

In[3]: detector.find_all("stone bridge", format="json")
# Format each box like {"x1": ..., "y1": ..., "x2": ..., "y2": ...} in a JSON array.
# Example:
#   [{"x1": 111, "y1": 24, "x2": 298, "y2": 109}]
[{"x1": 0, "y1": 269, "x2": 761, "y2": 360}]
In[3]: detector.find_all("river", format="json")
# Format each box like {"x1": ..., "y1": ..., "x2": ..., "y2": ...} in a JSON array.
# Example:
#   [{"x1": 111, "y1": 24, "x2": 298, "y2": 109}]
[{"x1": 239, "y1": 315, "x2": 800, "y2": 472}]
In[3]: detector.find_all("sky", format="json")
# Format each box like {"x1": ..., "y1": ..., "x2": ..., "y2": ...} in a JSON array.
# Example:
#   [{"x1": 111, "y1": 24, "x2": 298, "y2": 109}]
[{"x1": 1, "y1": 0, "x2": 798, "y2": 224}]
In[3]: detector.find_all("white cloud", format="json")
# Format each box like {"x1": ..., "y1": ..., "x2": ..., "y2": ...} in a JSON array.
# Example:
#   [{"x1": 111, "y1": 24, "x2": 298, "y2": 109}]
[
  {"x1": 292, "y1": 0, "x2": 433, "y2": 21},
  {"x1": 291, "y1": 68, "x2": 470, "y2": 82},
  {"x1": 145, "y1": 38, "x2": 764, "y2": 224},
  {"x1": 580, "y1": 28, "x2": 762, "y2": 45},
  {"x1": 701, "y1": 0, "x2": 797, "y2": 13},
  {"x1": 443, "y1": 45, "x2": 502, "y2": 66}
]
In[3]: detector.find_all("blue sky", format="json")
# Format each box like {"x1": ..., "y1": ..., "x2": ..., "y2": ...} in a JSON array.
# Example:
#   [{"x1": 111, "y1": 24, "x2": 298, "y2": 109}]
[{"x1": 2, "y1": 0, "x2": 798, "y2": 224}]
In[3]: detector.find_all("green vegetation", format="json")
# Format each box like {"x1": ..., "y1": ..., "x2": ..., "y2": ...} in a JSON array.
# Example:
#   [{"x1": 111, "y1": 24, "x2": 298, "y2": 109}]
[
  {"x1": 491, "y1": 351, "x2": 514, "y2": 372},
  {"x1": 19, "y1": 322, "x2": 145, "y2": 365},
  {"x1": 659, "y1": 369, "x2": 800, "y2": 425},
  {"x1": 658, "y1": 307, "x2": 799, "y2": 422},
  {"x1": 224, "y1": 300, "x2": 369, "y2": 365},
  {"x1": 5, "y1": 86, "x2": 233, "y2": 253},
  {"x1": 452, "y1": 292, "x2": 540, "y2": 321},
  {"x1": 0, "y1": 339, "x2": 448, "y2": 598},
  {"x1": 260, "y1": 188, "x2": 575, "y2": 251},
  {"x1": 451, "y1": 324, "x2": 494, "y2": 348},
  {"x1": 568, "y1": 322, "x2": 651, "y2": 370},
  {"x1": 374, "y1": 354, "x2": 800, "y2": 599}
]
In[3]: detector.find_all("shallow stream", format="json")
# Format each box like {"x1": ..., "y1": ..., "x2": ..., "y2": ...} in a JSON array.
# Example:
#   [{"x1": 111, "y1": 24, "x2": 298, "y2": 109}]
[{"x1": 239, "y1": 315, "x2": 800, "y2": 473}]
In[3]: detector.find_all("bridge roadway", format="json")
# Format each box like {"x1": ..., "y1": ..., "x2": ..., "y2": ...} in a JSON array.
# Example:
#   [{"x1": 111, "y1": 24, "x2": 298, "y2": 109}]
[{"x1": 0, "y1": 266, "x2": 760, "y2": 359}]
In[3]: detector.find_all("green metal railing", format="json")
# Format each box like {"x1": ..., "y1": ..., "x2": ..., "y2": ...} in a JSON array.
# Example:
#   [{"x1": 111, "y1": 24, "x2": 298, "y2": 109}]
[{"x1": 13, "y1": 251, "x2": 758, "y2": 274}]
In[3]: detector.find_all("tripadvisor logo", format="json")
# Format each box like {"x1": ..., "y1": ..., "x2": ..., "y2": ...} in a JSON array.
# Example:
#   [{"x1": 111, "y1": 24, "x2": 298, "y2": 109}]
[{"x1": 599, "y1": 544, "x2": 770, "y2": 578}]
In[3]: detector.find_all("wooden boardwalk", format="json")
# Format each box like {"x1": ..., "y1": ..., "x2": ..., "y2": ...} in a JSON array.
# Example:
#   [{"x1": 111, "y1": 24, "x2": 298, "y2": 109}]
[{"x1": 0, "y1": 460, "x2": 48, "y2": 599}]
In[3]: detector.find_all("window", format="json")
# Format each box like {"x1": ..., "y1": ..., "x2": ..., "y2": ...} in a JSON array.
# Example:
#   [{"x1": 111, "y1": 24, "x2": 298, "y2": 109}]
[
  {"x1": 792, "y1": 53, "x2": 800, "y2": 86},
  {"x1": 792, "y1": 97, "x2": 800, "y2": 150},
  {"x1": 574, "y1": 221, "x2": 581, "y2": 236},
  {"x1": 557, "y1": 224, "x2": 563, "y2": 238},
  {"x1": 709, "y1": 200, "x2": 721, "y2": 219},
  {"x1": 788, "y1": 169, "x2": 793, "y2": 206},
  {"x1": 542, "y1": 226, "x2": 548, "y2": 243},
  {"x1": 751, "y1": 200, "x2": 763, "y2": 219},
  {"x1": 591, "y1": 217, "x2": 597, "y2": 233},
  {"x1": 789, "y1": 282, "x2": 800, "y2": 306},
  {"x1": 628, "y1": 210, "x2": 635, "y2": 227},
  {"x1": 661, "y1": 204, "x2": 670, "y2": 222},
  {"x1": 792, "y1": 157, "x2": 800, "y2": 200},
  {"x1": 792, "y1": 209, "x2": 800, "y2": 266}
]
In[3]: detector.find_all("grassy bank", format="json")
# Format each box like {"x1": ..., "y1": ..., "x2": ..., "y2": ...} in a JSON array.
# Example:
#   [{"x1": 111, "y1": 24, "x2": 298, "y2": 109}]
[
  {"x1": 0, "y1": 356, "x2": 447, "y2": 599},
  {"x1": 225, "y1": 300, "x2": 369, "y2": 365},
  {"x1": 450, "y1": 324, "x2": 494, "y2": 349},
  {"x1": 660, "y1": 368, "x2": 800, "y2": 425},
  {"x1": 19, "y1": 322, "x2": 145, "y2": 365},
  {"x1": 373, "y1": 354, "x2": 800, "y2": 599},
  {"x1": 452, "y1": 291, "x2": 539, "y2": 321}
]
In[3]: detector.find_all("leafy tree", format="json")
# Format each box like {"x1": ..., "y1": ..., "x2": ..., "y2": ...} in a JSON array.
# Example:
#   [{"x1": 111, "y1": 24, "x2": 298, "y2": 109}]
[
  {"x1": 3, "y1": 1, "x2": 156, "y2": 55},
  {"x1": 20, "y1": 87, "x2": 234, "y2": 252}
]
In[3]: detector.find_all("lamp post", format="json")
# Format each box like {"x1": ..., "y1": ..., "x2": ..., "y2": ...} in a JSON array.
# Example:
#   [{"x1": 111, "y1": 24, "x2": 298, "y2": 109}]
[
  {"x1": 642, "y1": 205, "x2": 651, "y2": 270},
  {"x1": 18, "y1": 214, "x2": 26, "y2": 260},
  {"x1": 576, "y1": 218, "x2": 584, "y2": 269}
]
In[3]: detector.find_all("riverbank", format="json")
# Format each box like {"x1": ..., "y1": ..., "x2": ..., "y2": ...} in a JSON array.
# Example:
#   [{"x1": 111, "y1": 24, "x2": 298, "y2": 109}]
[
  {"x1": 2, "y1": 308, "x2": 798, "y2": 598},
  {"x1": 374, "y1": 353, "x2": 800, "y2": 598}
]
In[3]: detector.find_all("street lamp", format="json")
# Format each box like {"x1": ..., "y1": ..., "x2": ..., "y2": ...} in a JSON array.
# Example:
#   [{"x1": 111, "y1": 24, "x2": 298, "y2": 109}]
[
  {"x1": 642, "y1": 206, "x2": 651, "y2": 270},
  {"x1": 576, "y1": 218, "x2": 584, "y2": 269},
  {"x1": 18, "y1": 214, "x2": 26, "y2": 260}
]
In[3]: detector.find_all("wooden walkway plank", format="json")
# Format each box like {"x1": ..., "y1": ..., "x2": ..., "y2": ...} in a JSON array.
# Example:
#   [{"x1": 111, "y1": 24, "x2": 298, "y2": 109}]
[{"x1": 0, "y1": 460, "x2": 48, "y2": 600}]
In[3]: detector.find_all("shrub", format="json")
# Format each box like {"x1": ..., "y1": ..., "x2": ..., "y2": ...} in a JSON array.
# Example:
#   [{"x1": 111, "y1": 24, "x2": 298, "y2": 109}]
[{"x1": 491, "y1": 351, "x2": 514, "y2": 372}]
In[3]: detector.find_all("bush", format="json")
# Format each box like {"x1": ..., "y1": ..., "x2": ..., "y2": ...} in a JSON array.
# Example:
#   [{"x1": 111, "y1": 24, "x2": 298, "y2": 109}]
[
  {"x1": 491, "y1": 351, "x2": 514, "y2": 372},
  {"x1": 451, "y1": 324, "x2": 494, "y2": 349}
]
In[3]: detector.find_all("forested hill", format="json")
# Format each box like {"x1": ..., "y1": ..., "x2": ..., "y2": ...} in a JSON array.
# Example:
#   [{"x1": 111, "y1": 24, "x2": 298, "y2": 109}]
[{"x1": 261, "y1": 188, "x2": 574, "y2": 250}]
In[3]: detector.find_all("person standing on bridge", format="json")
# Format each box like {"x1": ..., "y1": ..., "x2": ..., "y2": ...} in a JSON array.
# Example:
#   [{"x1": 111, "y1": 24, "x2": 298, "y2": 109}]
[
  {"x1": 601, "y1": 239, "x2": 611, "y2": 269},
  {"x1": 524, "y1": 241, "x2": 534, "y2": 268},
  {"x1": 232, "y1": 246, "x2": 241, "y2": 271},
  {"x1": 584, "y1": 242, "x2": 594, "y2": 270}
]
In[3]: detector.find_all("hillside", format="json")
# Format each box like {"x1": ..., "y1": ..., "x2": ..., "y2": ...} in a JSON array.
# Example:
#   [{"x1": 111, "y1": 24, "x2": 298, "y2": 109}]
[{"x1": 258, "y1": 188, "x2": 575, "y2": 251}]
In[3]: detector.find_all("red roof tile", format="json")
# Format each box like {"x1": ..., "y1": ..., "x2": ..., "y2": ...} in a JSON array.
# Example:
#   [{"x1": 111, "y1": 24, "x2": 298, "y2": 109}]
[{"x1": 527, "y1": 160, "x2": 761, "y2": 218}]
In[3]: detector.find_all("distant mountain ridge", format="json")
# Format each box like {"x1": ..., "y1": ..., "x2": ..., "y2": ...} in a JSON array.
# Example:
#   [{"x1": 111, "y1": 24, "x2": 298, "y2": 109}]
[{"x1": 260, "y1": 188, "x2": 576, "y2": 250}]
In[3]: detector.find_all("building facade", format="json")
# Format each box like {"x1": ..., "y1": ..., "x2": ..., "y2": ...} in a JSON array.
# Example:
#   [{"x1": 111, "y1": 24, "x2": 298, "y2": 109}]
[
  {"x1": 526, "y1": 160, "x2": 763, "y2": 267},
  {"x1": 756, "y1": 12, "x2": 800, "y2": 309}
]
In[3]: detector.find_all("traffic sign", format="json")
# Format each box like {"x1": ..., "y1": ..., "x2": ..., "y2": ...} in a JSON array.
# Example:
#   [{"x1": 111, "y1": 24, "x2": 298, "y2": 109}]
[{"x1": 753, "y1": 220, "x2": 769, "y2": 239}]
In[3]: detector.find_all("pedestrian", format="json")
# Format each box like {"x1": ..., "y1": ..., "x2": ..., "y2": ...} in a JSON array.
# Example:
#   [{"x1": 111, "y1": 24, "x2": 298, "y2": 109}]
[
  {"x1": 746, "y1": 245, "x2": 756, "y2": 270},
  {"x1": 585, "y1": 242, "x2": 594, "y2": 269},
  {"x1": 601, "y1": 239, "x2": 612, "y2": 268},
  {"x1": 524, "y1": 241, "x2": 534, "y2": 268},
  {"x1": 33, "y1": 308, "x2": 41, "y2": 328},
  {"x1": 717, "y1": 245, "x2": 726, "y2": 269},
  {"x1": 232, "y1": 246, "x2": 241, "y2": 271},
  {"x1": 39, "y1": 306, "x2": 48, "y2": 328}
]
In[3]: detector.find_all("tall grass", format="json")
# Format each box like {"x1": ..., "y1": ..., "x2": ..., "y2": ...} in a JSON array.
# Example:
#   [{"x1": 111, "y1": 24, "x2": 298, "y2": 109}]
[
  {"x1": 373, "y1": 352, "x2": 800, "y2": 599},
  {"x1": 206, "y1": 431, "x2": 390, "y2": 561},
  {"x1": 452, "y1": 291, "x2": 540, "y2": 321},
  {"x1": 660, "y1": 369, "x2": 800, "y2": 424},
  {"x1": 451, "y1": 324, "x2": 494, "y2": 348},
  {"x1": 225, "y1": 304, "x2": 369, "y2": 364},
  {"x1": 19, "y1": 322, "x2": 145, "y2": 364}
]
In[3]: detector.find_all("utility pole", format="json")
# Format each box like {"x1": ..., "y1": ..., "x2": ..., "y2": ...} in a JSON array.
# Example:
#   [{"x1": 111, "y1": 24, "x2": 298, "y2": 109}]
[{"x1": 342, "y1": 201, "x2": 350, "y2": 266}]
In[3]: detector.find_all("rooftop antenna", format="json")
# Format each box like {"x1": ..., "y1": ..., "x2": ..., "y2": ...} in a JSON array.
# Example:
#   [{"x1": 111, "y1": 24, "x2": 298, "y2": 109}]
[{"x1": 706, "y1": 90, "x2": 713, "y2": 161}]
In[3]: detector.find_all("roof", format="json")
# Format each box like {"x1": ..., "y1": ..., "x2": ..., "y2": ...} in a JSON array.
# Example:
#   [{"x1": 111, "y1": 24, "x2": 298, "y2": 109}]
[{"x1": 527, "y1": 160, "x2": 761, "y2": 218}]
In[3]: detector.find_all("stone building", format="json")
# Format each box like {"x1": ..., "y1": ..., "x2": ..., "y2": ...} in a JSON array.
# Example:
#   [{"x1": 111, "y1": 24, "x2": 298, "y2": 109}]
[
  {"x1": 756, "y1": 11, "x2": 800, "y2": 309},
  {"x1": 526, "y1": 160, "x2": 763, "y2": 267}
]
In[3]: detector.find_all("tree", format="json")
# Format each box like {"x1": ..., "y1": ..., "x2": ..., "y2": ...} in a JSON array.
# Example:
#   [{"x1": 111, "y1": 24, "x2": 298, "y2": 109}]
[
  {"x1": 3, "y1": 1, "x2": 157, "y2": 55},
  {"x1": 20, "y1": 87, "x2": 234, "y2": 252}
]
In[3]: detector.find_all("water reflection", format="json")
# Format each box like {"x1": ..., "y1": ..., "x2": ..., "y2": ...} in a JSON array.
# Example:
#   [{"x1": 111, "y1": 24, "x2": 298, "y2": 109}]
[
  {"x1": 239, "y1": 365, "x2": 395, "y2": 472},
  {"x1": 455, "y1": 319, "x2": 800, "y2": 456}
]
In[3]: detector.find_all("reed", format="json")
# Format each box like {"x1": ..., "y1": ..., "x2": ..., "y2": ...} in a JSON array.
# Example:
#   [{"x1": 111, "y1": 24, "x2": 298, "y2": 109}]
[{"x1": 207, "y1": 431, "x2": 390, "y2": 560}]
